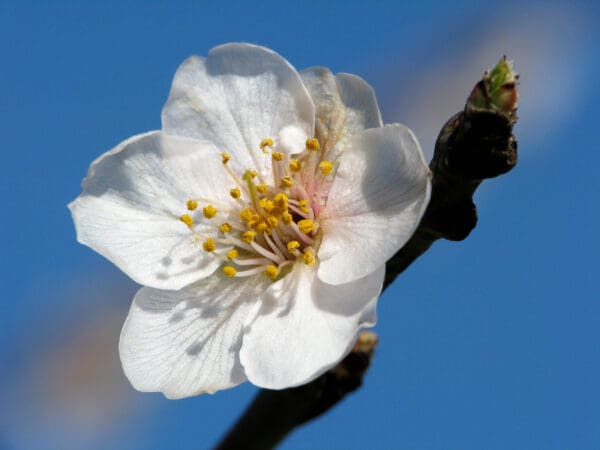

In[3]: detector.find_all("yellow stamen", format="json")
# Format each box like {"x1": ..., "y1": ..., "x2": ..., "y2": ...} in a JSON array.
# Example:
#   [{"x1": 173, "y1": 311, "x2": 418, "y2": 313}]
[
  {"x1": 274, "y1": 193, "x2": 289, "y2": 210},
  {"x1": 264, "y1": 264, "x2": 279, "y2": 280},
  {"x1": 257, "y1": 183, "x2": 269, "y2": 194},
  {"x1": 280, "y1": 175, "x2": 294, "y2": 188},
  {"x1": 179, "y1": 214, "x2": 194, "y2": 227},
  {"x1": 202, "y1": 238, "x2": 216, "y2": 252},
  {"x1": 226, "y1": 249, "x2": 239, "y2": 260},
  {"x1": 298, "y1": 199, "x2": 310, "y2": 213},
  {"x1": 289, "y1": 159, "x2": 302, "y2": 172},
  {"x1": 306, "y1": 138, "x2": 320, "y2": 151},
  {"x1": 272, "y1": 151, "x2": 284, "y2": 161},
  {"x1": 303, "y1": 249, "x2": 316, "y2": 266},
  {"x1": 260, "y1": 138, "x2": 274, "y2": 152},
  {"x1": 223, "y1": 266, "x2": 237, "y2": 277},
  {"x1": 242, "y1": 230, "x2": 256, "y2": 243},
  {"x1": 319, "y1": 160, "x2": 333, "y2": 175},
  {"x1": 219, "y1": 223, "x2": 232, "y2": 234},
  {"x1": 287, "y1": 240, "x2": 300, "y2": 252},
  {"x1": 256, "y1": 221, "x2": 269, "y2": 233},
  {"x1": 282, "y1": 211, "x2": 293, "y2": 225},
  {"x1": 267, "y1": 216, "x2": 279, "y2": 228},
  {"x1": 298, "y1": 219, "x2": 315, "y2": 234},
  {"x1": 203, "y1": 205, "x2": 217, "y2": 219},
  {"x1": 221, "y1": 152, "x2": 230, "y2": 164},
  {"x1": 186, "y1": 199, "x2": 198, "y2": 211},
  {"x1": 230, "y1": 187, "x2": 241, "y2": 199}
]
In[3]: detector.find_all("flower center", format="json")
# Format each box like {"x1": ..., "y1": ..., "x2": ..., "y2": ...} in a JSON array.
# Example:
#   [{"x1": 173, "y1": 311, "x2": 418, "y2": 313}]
[{"x1": 178, "y1": 137, "x2": 334, "y2": 281}]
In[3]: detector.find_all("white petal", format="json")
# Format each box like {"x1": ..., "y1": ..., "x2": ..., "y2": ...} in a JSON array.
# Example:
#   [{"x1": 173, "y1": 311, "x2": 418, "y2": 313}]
[
  {"x1": 300, "y1": 67, "x2": 382, "y2": 160},
  {"x1": 69, "y1": 131, "x2": 233, "y2": 290},
  {"x1": 318, "y1": 124, "x2": 432, "y2": 285},
  {"x1": 162, "y1": 43, "x2": 315, "y2": 181},
  {"x1": 239, "y1": 263, "x2": 384, "y2": 389},
  {"x1": 119, "y1": 274, "x2": 268, "y2": 398}
]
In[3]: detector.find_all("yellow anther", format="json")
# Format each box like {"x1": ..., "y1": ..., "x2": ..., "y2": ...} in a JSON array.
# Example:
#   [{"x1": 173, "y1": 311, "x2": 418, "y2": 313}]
[
  {"x1": 223, "y1": 266, "x2": 237, "y2": 277},
  {"x1": 282, "y1": 211, "x2": 293, "y2": 225},
  {"x1": 179, "y1": 214, "x2": 194, "y2": 227},
  {"x1": 259, "y1": 198, "x2": 274, "y2": 213},
  {"x1": 226, "y1": 249, "x2": 239, "y2": 260},
  {"x1": 256, "y1": 221, "x2": 269, "y2": 233},
  {"x1": 230, "y1": 187, "x2": 241, "y2": 199},
  {"x1": 219, "y1": 223, "x2": 232, "y2": 234},
  {"x1": 264, "y1": 264, "x2": 279, "y2": 280},
  {"x1": 267, "y1": 216, "x2": 279, "y2": 228},
  {"x1": 186, "y1": 199, "x2": 198, "y2": 211},
  {"x1": 202, "y1": 238, "x2": 216, "y2": 252},
  {"x1": 203, "y1": 205, "x2": 217, "y2": 219},
  {"x1": 260, "y1": 138, "x2": 274, "y2": 151},
  {"x1": 298, "y1": 199, "x2": 310, "y2": 213},
  {"x1": 257, "y1": 183, "x2": 269, "y2": 194},
  {"x1": 240, "y1": 207, "x2": 255, "y2": 225},
  {"x1": 306, "y1": 138, "x2": 320, "y2": 151},
  {"x1": 272, "y1": 151, "x2": 284, "y2": 161},
  {"x1": 242, "y1": 230, "x2": 256, "y2": 243},
  {"x1": 303, "y1": 249, "x2": 316, "y2": 266},
  {"x1": 287, "y1": 240, "x2": 300, "y2": 252},
  {"x1": 298, "y1": 219, "x2": 315, "y2": 234},
  {"x1": 319, "y1": 160, "x2": 333, "y2": 175},
  {"x1": 289, "y1": 159, "x2": 302, "y2": 172},
  {"x1": 221, "y1": 152, "x2": 230, "y2": 164},
  {"x1": 250, "y1": 170, "x2": 258, "y2": 178},
  {"x1": 280, "y1": 175, "x2": 294, "y2": 188},
  {"x1": 274, "y1": 193, "x2": 289, "y2": 210}
]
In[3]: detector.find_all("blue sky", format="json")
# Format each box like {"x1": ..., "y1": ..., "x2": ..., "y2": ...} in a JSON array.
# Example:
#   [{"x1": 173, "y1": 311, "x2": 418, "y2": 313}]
[{"x1": 1, "y1": 1, "x2": 599, "y2": 449}]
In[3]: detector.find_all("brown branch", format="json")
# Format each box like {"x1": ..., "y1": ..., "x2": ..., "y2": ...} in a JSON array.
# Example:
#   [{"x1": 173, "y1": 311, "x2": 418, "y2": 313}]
[{"x1": 214, "y1": 58, "x2": 519, "y2": 450}]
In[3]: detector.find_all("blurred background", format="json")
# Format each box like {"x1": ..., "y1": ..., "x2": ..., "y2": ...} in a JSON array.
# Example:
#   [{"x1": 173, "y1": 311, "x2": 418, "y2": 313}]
[{"x1": 1, "y1": 1, "x2": 599, "y2": 449}]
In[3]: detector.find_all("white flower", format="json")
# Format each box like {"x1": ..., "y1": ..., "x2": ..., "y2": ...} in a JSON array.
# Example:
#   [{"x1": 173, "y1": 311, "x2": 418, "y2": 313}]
[{"x1": 69, "y1": 43, "x2": 431, "y2": 398}]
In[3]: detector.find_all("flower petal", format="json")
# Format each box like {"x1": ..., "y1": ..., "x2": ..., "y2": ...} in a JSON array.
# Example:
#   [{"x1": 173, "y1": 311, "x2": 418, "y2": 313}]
[
  {"x1": 69, "y1": 131, "x2": 233, "y2": 290},
  {"x1": 300, "y1": 67, "x2": 382, "y2": 160},
  {"x1": 119, "y1": 274, "x2": 268, "y2": 398},
  {"x1": 318, "y1": 124, "x2": 432, "y2": 285},
  {"x1": 239, "y1": 263, "x2": 383, "y2": 389},
  {"x1": 162, "y1": 43, "x2": 315, "y2": 180}
]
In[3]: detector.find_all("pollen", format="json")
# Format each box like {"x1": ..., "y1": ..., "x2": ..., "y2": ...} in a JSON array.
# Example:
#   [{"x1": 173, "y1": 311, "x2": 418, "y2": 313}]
[
  {"x1": 257, "y1": 183, "x2": 269, "y2": 194},
  {"x1": 242, "y1": 230, "x2": 257, "y2": 243},
  {"x1": 260, "y1": 137, "x2": 274, "y2": 151},
  {"x1": 219, "y1": 223, "x2": 232, "y2": 234},
  {"x1": 274, "y1": 193, "x2": 289, "y2": 210},
  {"x1": 240, "y1": 207, "x2": 257, "y2": 225},
  {"x1": 298, "y1": 219, "x2": 315, "y2": 234},
  {"x1": 282, "y1": 211, "x2": 293, "y2": 225},
  {"x1": 272, "y1": 151, "x2": 284, "y2": 161},
  {"x1": 267, "y1": 216, "x2": 279, "y2": 228},
  {"x1": 289, "y1": 159, "x2": 302, "y2": 172},
  {"x1": 221, "y1": 152, "x2": 230, "y2": 164},
  {"x1": 306, "y1": 138, "x2": 320, "y2": 151},
  {"x1": 256, "y1": 221, "x2": 269, "y2": 233},
  {"x1": 203, "y1": 205, "x2": 218, "y2": 219},
  {"x1": 280, "y1": 175, "x2": 294, "y2": 188},
  {"x1": 223, "y1": 266, "x2": 237, "y2": 277},
  {"x1": 230, "y1": 187, "x2": 241, "y2": 199},
  {"x1": 179, "y1": 214, "x2": 194, "y2": 227},
  {"x1": 298, "y1": 199, "x2": 310, "y2": 213},
  {"x1": 186, "y1": 199, "x2": 198, "y2": 211},
  {"x1": 319, "y1": 160, "x2": 333, "y2": 175},
  {"x1": 264, "y1": 264, "x2": 279, "y2": 280},
  {"x1": 260, "y1": 198, "x2": 275, "y2": 213},
  {"x1": 303, "y1": 249, "x2": 316, "y2": 266},
  {"x1": 287, "y1": 240, "x2": 300, "y2": 252},
  {"x1": 226, "y1": 249, "x2": 239, "y2": 260},
  {"x1": 202, "y1": 238, "x2": 216, "y2": 252}
]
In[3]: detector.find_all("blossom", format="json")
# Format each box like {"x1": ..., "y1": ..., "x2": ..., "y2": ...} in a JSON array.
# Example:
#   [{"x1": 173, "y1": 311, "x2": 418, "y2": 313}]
[{"x1": 69, "y1": 43, "x2": 431, "y2": 398}]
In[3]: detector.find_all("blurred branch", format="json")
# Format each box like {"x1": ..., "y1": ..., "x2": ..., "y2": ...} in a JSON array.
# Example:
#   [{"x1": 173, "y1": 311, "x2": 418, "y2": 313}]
[{"x1": 214, "y1": 58, "x2": 519, "y2": 450}]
